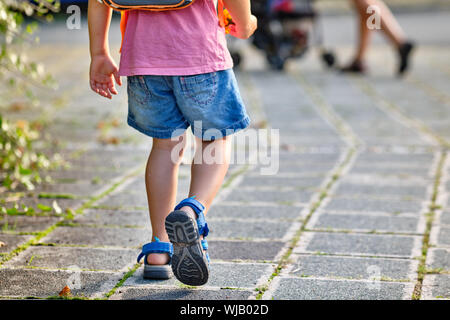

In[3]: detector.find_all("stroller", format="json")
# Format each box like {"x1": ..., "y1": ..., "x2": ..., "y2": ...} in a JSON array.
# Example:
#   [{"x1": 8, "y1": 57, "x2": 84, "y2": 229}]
[{"x1": 229, "y1": 0, "x2": 335, "y2": 70}]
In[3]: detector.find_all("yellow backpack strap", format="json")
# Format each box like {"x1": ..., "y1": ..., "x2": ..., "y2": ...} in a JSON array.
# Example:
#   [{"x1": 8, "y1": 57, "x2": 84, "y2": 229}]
[{"x1": 119, "y1": 11, "x2": 129, "y2": 53}]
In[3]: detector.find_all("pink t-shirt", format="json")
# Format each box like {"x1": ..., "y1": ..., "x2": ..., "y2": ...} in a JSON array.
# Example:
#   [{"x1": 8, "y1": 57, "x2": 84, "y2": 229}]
[{"x1": 118, "y1": 0, "x2": 233, "y2": 76}]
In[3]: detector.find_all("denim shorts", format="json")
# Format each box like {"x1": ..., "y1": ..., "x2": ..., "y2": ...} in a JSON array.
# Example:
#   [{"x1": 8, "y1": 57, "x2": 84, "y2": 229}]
[{"x1": 127, "y1": 69, "x2": 251, "y2": 140}]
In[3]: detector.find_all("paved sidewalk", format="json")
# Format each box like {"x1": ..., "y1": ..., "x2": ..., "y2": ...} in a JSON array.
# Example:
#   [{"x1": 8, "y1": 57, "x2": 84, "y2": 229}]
[{"x1": 1, "y1": 10, "x2": 450, "y2": 300}]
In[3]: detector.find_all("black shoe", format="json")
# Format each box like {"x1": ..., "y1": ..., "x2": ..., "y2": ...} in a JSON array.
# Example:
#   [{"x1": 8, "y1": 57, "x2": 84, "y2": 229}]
[
  {"x1": 398, "y1": 41, "x2": 415, "y2": 76},
  {"x1": 340, "y1": 60, "x2": 366, "y2": 74}
]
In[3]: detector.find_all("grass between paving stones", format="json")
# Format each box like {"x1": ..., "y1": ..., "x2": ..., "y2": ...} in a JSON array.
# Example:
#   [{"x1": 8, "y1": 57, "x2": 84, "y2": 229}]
[
  {"x1": 38, "y1": 193, "x2": 78, "y2": 200},
  {"x1": 407, "y1": 76, "x2": 450, "y2": 110},
  {"x1": 412, "y1": 152, "x2": 447, "y2": 300},
  {"x1": 354, "y1": 78, "x2": 450, "y2": 149},
  {"x1": 254, "y1": 71, "x2": 362, "y2": 299},
  {"x1": 0, "y1": 167, "x2": 143, "y2": 268},
  {"x1": 255, "y1": 148, "x2": 356, "y2": 299},
  {"x1": 103, "y1": 263, "x2": 140, "y2": 299},
  {"x1": 221, "y1": 164, "x2": 250, "y2": 189}
]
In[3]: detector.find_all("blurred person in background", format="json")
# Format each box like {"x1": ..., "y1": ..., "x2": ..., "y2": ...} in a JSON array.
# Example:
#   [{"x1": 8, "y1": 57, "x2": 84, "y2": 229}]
[{"x1": 341, "y1": 0, "x2": 415, "y2": 76}]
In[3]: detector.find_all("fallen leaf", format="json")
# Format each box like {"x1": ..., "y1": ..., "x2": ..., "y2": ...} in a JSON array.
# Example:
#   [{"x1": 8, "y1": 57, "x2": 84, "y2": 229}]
[
  {"x1": 15, "y1": 120, "x2": 28, "y2": 130},
  {"x1": 99, "y1": 136, "x2": 120, "y2": 145},
  {"x1": 110, "y1": 118, "x2": 120, "y2": 127},
  {"x1": 59, "y1": 285, "x2": 71, "y2": 297},
  {"x1": 8, "y1": 102, "x2": 27, "y2": 112},
  {"x1": 96, "y1": 121, "x2": 105, "y2": 129},
  {"x1": 0, "y1": 241, "x2": 6, "y2": 248}
]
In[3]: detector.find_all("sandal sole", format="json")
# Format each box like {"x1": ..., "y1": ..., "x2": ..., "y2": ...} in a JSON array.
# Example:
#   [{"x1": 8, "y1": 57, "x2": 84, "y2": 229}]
[
  {"x1": 143, "y1": 264, "x2": 173, "y2": 280},
  {"x1": 165, "y1": 210, "x2": 209, "y2": 286}
]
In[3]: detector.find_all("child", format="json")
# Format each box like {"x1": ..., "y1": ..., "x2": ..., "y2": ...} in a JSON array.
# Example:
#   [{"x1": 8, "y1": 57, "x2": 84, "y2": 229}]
[{"x1": 88, "y1": 0, "x2": 257, "y2": 286}]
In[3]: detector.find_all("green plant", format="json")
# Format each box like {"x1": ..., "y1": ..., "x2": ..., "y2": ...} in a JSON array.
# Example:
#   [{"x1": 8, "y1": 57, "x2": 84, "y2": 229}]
[
  {"x1": 0, "y1": 116, "x2": 53, "y2": 189},
  {"x1": 0, "y1": 1, "x2": 62, "y2": 191},
  {"x1": 0, "y1": 0, "x2": 59, "y2": 102}
]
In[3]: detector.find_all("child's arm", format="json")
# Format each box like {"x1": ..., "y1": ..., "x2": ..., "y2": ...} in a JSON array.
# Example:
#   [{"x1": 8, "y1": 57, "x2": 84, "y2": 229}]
[
  {"x1": 222, "y1": 0, "x2": 257, "y2": 39},
  {"x1": 88, "y1": 0, "x2": 121, "y2": 99}
]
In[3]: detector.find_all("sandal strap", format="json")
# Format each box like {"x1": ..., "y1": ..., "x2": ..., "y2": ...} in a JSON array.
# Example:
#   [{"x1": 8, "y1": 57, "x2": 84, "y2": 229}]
[
  {"x1": 174, "y1": 196, "x2": 209, "y2": 238},
  {"x1": 137, "y1": 239, "x2": 173, "y2": 264},
  {"x1": 201, "y1": 239, "x2": 208, "y2": 251},
  {"x1": 201, "y1": 239, "x2": 210, "y2": 264}
]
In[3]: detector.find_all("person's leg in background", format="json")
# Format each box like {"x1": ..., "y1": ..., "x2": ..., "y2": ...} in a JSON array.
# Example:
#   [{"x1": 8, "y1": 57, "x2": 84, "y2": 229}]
[{"x1": 342, "y1": 0, "x2": 415, "y2": 75}]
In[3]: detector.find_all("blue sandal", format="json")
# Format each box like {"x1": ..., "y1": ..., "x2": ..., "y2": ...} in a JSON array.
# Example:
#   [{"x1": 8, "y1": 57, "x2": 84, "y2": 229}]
[
  {"x1": 165, "y1": 196, "x2": 210, "y2": 286},
  {"x1": 137, "y1": 237, "x2": 174, "y2": 280}
]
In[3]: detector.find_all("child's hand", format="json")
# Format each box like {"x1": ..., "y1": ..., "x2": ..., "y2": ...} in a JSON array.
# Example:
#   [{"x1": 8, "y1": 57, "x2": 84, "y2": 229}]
[
  {"x1": 228, "y1": 14, "x2": 257, "y2": 39},
  {"x1": 89, "y1": 54, "x2": 122, "y2": 99}
]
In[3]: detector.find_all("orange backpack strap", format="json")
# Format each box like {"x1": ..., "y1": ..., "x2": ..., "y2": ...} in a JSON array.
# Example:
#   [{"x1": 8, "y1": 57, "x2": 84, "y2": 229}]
[
  {"x1": 119, "y1": 11, "x2": 129, "y2": 53},
  {"x1": 217, "y1": 0, "x2": 225, "y2": 28}
]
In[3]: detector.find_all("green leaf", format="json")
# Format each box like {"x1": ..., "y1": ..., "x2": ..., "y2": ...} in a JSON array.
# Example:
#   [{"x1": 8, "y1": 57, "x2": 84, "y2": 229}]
[{"x1": 37, "y1": 203, "x2": 52, "y2": 212}]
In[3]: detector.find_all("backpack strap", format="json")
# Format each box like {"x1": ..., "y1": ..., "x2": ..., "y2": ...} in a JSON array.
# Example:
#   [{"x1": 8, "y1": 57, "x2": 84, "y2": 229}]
[
  {"x1": 119, "y1": 11, "x2": 129, "y2": 53},
  {"x1": 217, "y1": 0, "x2": 226, "y2": 28}
]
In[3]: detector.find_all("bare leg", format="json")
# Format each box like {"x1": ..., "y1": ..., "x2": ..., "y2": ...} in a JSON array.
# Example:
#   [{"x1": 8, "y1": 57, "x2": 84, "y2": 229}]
[
  {"x1": 353, "y1": 0, "x2": 407, "y2": 55},
  {"x1": 179, "y1": 136, "x2": 232, "y2": 220},
  {"x1": 345, "y1": 0, "x2": 412, "y2": 73},
  {"x1": 353, "y1": 0, "x2": 374, "y2": 63},
  {"x1": 145, "y1": 133, "x2": 186, "y2": 265}
]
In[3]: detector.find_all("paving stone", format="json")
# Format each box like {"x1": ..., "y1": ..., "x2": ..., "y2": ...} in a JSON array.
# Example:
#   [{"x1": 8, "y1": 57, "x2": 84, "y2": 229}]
[
  {"x1": 238, "y1": 176, "x2": 325, "y2": 189},
  {"x1": 422, "y1": 274, "x2": 450, "y2": 299},
  {"x1": 269, "y1": 277, "x2": 412, "y2": 300},
  {"x1": 341, "y1": 173, "x2": 429, "y2": 187},
  {"x1": 440, "y1": 210, "x2": 450, "y2": 225},
  {"x1": 269, "y1": 163, "x2": 335, "y2": 174},
  {"x1": 348, "y1": 166, "x2": 430, "y2": 178},
  {"x1": 356, "y1": 153, "x2": 433, "y2": 165},
  {"x1": 0, "y1": 215, "x2": 61, "y2": 233},
  {"x1": 208, "y1": 205, "x2": 303, "y2": 220},
  {"x1": 5, "y1": 246, "x2": 138, "y2": 271},
  {"x1": 433, "y1": 226, "x2": 450, "y2": 246},
  {"x1": 324, "y1": 197, "x2": 424, "y2": 214},
  {"x1": 290, "y1": 255, "x2": 417, "y2": 280},
  {"x1": 333, "y1": 183, "x2": 428, "y2": 199},
  {"x1": 44, "y1": 167, "x2": 125, "y2": 183},
  {"x1": 0, "y1": 234, "x2": 32, "y2": 254},
  {"x1": 278, "y1": 152, "x2": 340, "y2": 164},
  {"x1": 41, "y1": 226, "x2": 150, "y2": 248},
  {"x1": 297, "y1": 232, "x2": 421, "y2": 257},
  {"x1": 209, "y1": 220, "x2": 292, "y2": 240},
  {"x1": 308, "y1": 212, "x2": 421, "y2": 233},
  {"x1": 68, "y1": 149, "x2": 146, "y2": 170},
  {"x1": 36, "y1": 180, "x2": 102, "y2": 198},
  {"x1": 207, "y1": 240, "x2": 285, "y2": 261},
  {"x1": 73, "y1": 209, "x2": 150, "y2": 227},
  {"x1": 426, "y1": 248, "x2": 450, "y2": 271},
  {"x1": 99, "y1": 191, "x2": 149, "y2": 209},
  {"x1": 110, "y1": 287, "x2": 253, "y2": 300},
  {"x1": 211, "y1": 262, "x2": 270, "y2": 288},
  {"x1": 225, "y1": 189, "x2": 313, "y2": 204},
  {"x1": 0, "y1": 268, "x2": 121, "y2": 298}
]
